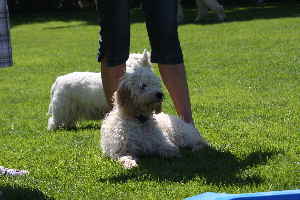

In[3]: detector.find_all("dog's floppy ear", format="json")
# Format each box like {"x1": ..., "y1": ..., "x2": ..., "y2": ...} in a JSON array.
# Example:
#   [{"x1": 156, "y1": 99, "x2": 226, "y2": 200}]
[
  {"x1": 140, "y1": 49, "x2": 151, "y2": 67},
  {"x1": 115, "y1": 81, "x2": 136, "y2": 116},
  {"x1": 116, "y1": 82, "x2": 130, "y2": 107}
]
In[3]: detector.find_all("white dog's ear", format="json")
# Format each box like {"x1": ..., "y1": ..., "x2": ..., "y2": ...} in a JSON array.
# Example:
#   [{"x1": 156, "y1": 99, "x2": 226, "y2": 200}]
[
  {"x1": 116, "y1": 81, "x2": 135, "y2": 114},
  {"x1": 140, "y1": 49, "x2": 151, "y2": 67}
]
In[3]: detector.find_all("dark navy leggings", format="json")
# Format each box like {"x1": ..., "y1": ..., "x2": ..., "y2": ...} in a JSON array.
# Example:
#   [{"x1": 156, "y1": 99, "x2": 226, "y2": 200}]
[{"x1": 97, "y1": 0, "x2": 184, "y2": 67}]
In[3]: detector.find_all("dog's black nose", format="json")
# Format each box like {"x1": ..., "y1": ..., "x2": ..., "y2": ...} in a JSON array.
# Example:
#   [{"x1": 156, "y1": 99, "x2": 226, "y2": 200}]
[{"x1": 156, "y1": 92, "x2": 163, "y2": 100}]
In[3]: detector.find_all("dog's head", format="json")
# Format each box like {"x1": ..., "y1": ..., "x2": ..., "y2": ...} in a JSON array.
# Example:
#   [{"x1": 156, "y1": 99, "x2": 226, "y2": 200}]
[
  {"x1": 126, "y1": 49, "x2": 152, "y2": 72},
  {"x1": 114, "y1": 50, "x2": 163, "y2": 120}
]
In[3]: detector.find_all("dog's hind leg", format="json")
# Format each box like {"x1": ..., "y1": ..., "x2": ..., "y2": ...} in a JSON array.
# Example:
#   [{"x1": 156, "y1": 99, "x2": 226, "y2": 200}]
[
  {"x1": 195, "y1": 0, "x2": 209, "y2": 22},
  {"x1": 48, "y1": 98, "x2": 76, "y2": 130},
  {"x1": 48, "y1": 116, "x2": 58, "y2": 130},
  {"x1": 202, "y1": 0, "x2": 225, "y2": 21}
]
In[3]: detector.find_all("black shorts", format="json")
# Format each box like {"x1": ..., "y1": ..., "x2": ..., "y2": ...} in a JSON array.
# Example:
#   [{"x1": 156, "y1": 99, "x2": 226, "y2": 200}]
[{"x1": 97, "y1": 0, "x2": 184, "y2": 67}]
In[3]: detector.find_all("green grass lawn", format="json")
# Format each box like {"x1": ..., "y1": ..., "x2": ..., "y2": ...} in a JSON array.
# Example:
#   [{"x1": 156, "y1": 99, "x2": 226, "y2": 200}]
[{"x1": 1, "y1": 1, "x2": 300, "y2": 199}]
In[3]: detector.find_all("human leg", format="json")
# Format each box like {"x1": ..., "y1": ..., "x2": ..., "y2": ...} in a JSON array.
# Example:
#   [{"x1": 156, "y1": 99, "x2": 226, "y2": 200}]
[
  {"x1": 97, "y1": 0, "x2": 130, "y2": 107},
  {"x1": 158, "y1": 64, "x2": 194, "y2": 125},
  {"x1": 143, "y1": 0, "x2": 194, "y2": 125},
  {"x1": 143, "y1": 0, "x2": 183, "y2": 65},
  {"x1": 101, "y1": 61, "x2": 126, "y2": 107}
]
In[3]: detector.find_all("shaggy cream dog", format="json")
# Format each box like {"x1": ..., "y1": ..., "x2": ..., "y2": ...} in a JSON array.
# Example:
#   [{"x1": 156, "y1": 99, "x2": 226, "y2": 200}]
[
  {"x1": 47, "y1": 51, "x2": 150, "y2": 130},
  {"x1": 177, "y1": 0, "x2": 225, "y2": 23},
  {"x1": 100, "y1": 54, "x2": 208, "y2": 169}
]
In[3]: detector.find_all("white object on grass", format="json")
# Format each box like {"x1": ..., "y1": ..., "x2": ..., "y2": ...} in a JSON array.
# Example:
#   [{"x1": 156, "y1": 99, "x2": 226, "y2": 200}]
[{"x1": 0, "y1": 166, "x2": 29, "y2": 176}]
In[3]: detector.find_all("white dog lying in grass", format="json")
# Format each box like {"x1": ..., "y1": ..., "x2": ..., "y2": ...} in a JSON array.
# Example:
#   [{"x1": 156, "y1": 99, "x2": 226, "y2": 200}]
[
  {"x1": 177, "y1": 0, "x2": 226, "y2": 23},
  {"x1": 47, "y1": 51, "x2": 149, "y2": 130},
  {"x1": 100, "y1": 52, "x2": 208, "y2": 169}
]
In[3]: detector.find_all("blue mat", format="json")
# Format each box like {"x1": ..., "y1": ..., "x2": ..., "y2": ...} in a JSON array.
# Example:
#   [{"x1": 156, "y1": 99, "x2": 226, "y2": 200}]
[{"x1": 185, "y1": 190, "x2": 300, "y2": 200}]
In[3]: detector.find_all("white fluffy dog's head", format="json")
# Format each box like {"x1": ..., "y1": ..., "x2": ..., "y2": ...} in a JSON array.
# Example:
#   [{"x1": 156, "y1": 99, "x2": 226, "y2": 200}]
[
  {"x1": 125, "y1": 50, "x2": 151, "y2": 72},
  {"x1": 114, "y1": 51, "x2": 163, "y2": 121}
]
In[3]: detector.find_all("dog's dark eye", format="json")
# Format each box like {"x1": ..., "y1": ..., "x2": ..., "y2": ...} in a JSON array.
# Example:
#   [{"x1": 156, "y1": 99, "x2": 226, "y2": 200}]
[{"x1": 140, "y1": 84, "x2": 147, "y2": 90}]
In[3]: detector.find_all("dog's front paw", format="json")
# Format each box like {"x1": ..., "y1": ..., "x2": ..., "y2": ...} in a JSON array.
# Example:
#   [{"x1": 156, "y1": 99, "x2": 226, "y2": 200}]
[{"x1": 119, "y1": 156, "x2": 138, "y2": 169}]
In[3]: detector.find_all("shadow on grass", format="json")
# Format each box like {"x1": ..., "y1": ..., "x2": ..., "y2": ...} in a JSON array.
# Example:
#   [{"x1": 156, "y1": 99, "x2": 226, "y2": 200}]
[
  {"x1": 66, "y1": 123, "x2": 100, "y2": 131},
  {"x1": 42, "y1": 23, "x2": 88, "y2": 30},
  {"x1": 49, "y1": 121, "x2": 100, "y2": 132},
  {"x1": 75, "y1": 123, "x2": 100, "y2": 131},
  {"x1": 97, "y1": 147, "x2": 280, "y2": 186},
  {"x1": 0, "y1": 186, "x2": 53, "y2": 200},
  {"x1": 10, "y1": 1, "x2": 300, "y2": 28}
]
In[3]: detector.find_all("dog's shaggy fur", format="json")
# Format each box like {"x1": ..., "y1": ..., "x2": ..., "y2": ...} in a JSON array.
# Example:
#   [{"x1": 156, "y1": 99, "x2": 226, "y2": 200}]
[
  {"x1": 100, "y1": 54, "x2": 208, "y2": 169},
  {"x1": 47, "y1": 72, "x2": 108, "y2": 130},
  {"x1": 177, "y1": 0, "x2": 225, "y2": 23},
  {"x1": 47, "y1": 51, "x2": 151, "y2": 130}
]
